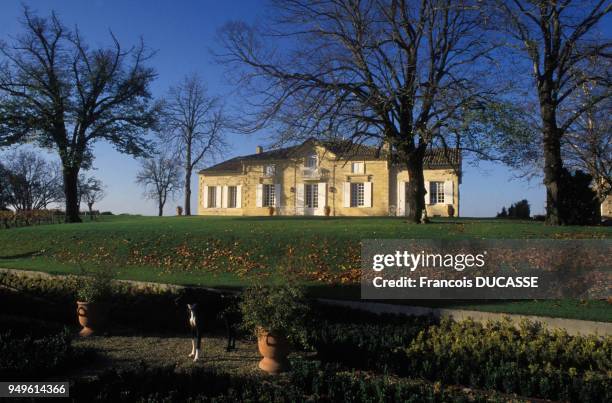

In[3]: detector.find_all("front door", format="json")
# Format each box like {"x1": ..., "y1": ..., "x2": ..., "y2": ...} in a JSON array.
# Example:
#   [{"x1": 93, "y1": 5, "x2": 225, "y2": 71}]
[{"x1": 304, "y1": 183, "x2": 319, "y2": 215}]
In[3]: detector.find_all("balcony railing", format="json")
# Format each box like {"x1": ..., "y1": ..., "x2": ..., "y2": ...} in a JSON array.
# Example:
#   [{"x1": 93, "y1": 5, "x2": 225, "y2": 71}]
[{"x1": 301, "y1": 167, "x2": 323, "y2": 179}]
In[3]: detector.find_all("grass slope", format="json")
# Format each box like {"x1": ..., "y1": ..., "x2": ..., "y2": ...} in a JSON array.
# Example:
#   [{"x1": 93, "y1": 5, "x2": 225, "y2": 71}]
[{"x1": 1, "y1": 215, "x2": 610, "y2": 321}]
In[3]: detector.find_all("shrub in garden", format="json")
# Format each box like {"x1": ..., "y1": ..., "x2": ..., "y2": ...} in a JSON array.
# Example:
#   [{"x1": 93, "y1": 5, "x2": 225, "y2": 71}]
[
  {"x1": 70, "y1": 360, "x2": 522, "y2": 402},
  {"x1": 0, "y1": 327, "x2": 76, "y2": 380},
  {"x1": 306, "y1": 305, "x2": 435, "y2": 370},
  {"x1": 240, "y1": 282, "x2": 310, "y2": 347},
  {"x1": 0, "y1": 272, "x2": 225, "y2": 332},
  {"x1": 402, "y1": 318, "x2": 611, "y2": 402},
  {"x1": 75, "y1": 267, "x2": 114, "y2": 303}
]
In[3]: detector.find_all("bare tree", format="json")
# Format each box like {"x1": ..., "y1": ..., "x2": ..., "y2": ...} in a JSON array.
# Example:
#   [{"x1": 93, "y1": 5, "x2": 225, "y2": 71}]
[
  {"x1": 493, "y1": 0, "x2": 611, "y2": 224},
  {"x1": 161, "y1": 74, "x2": 227, "y2": 216},
  {"x1": 135, "y1": 153, "x2": 182, "y2": 216},
  {"x1": 78, "y1": 175, "x2": 106, "y2": 218},
  {"x1": 563, "y1": 87, "x2": 611, "y2": 209},
  {"x1": 0, "y1": 8, "x2": 159, "y2": 222},
  {"x1": 0, "y1": 162, "x2": 10, "y2": 210},
  {"x1": 217, "y1": 0, "x2": 495, "y2": 223},
  {"x1": 3, "y1": 149, "x2": 63, "y2": 211}
]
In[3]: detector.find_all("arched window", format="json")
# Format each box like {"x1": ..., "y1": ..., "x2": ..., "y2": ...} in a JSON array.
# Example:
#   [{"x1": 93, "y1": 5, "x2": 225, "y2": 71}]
[{"x1": 305, "y1": 154, "x2": 318, "y2": 168}]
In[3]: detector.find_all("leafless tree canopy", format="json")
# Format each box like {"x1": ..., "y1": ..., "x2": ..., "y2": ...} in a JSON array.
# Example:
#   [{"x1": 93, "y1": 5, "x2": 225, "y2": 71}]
[
  {"x1": 492, "y1": 0, "x2": 611, "y2": 224},
  {"x1": 563, "y1": 89, "x2": 611, "y2": 204},
  {"x1": 161, "y1": 74, "x2": 227, "y2": 215},
  {"x1": 2, "y1": 149, "x2": 63, "y2": 211},
  {"x1": 135, "y1": 153, "x2": 183, "y2": 216},
  {"x1": 78, "y1": 175, "x2": 106, "y2": 214},
  {"x1": 217, "y1": 0, "x2": 495, "y2": 222},
  {"x1": 0, "y1": 8, "x2": 160, "y2": 222}
]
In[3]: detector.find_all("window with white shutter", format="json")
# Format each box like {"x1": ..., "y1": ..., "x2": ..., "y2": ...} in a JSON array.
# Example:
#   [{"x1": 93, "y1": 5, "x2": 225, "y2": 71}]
[
  {"x1": 263, "y1": 184, "x2": 276, "y2": 207},
  {"x1": 430, "y1": 182, "x2": 445, "y2": 204},
  {"x1": 350, "y1": 183, "x2": 365, "y2": 207},
  {"x1": 207, "y1": 186, "x2": 217, "y2": 208},
  {"x1": 227, "y1": 186, "x2": 238, "y2": 208}
]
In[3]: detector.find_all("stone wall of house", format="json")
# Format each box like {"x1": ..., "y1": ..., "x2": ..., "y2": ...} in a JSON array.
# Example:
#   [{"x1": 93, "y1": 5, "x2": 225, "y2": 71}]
[
  {"x1": 198, "y1": 144, "x2": 459, "y2": 217},
  {"x1": 602, "y1": 195, "x2": 612, "y2": 219}
]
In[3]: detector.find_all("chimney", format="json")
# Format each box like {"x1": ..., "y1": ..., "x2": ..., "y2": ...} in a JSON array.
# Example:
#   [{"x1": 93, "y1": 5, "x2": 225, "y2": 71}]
[
  {"x1": 256, "y1": 145, "x2": 263, "y2": 154},
  {"x1": 381, "y1": 140, "x2": 391, "y2": 153}
]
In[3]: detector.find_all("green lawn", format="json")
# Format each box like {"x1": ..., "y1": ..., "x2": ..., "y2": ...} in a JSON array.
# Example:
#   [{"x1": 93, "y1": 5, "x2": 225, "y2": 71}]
[{"x1": 1, "y1": 215, "x2": 610, "y2": 321}]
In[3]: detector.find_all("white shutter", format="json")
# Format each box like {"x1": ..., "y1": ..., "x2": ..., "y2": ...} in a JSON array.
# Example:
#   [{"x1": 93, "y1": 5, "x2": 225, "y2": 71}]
[
  {"x1": 274, "y1": 184, "x2": 281, "y2": 208},
  {"x1": 221, "y1": 185, "x2": 228, "y2": 208},
  {"x1": 318, "y1": 182, "x2": 326, "y2": 213},
  {"x1": 444, "y1": 181, "x2": 453, "y2": 204},
  {"x1": 256, "y1": 184, "x2": 263, "y2": 207},
  {"x1": 364, "y1": 182, "x2": 372, "y2": 208},
  {"x1": 397, "y1": 181, "x2": 405, "y2": 216},
  {"x1": 343, "y1": 182, "x2": 351, "y2": 207},
  {"x1": 215, "y1": 186, "x2": 222, "y2": 208},
  {"x1": 203, "y1": 185, "x2": 209, "y2": 208},
  {"x1": 296, "y1": 183, "x2": 305, "y2": 211},
  {"x1": 424, "y1": 181, "x2": 431, "y2": 205},
  {"x1": 236, "y1": 185, "x2": 242, "y2": 208}
]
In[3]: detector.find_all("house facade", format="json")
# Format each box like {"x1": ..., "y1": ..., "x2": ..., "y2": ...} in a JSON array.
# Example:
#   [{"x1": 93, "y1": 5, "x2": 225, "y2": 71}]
[{"x1": 198, "y1": 139, "x2": 461, "y2": 217}]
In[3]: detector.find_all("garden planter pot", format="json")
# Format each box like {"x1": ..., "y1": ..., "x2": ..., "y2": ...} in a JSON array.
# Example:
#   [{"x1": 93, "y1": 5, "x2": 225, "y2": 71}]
[
  {"x1": 257, "y1": 329, "x2": 290, "y2": 374},
  {"x1": 76, "y1": 301, "x2": 107, "y2": 337}
]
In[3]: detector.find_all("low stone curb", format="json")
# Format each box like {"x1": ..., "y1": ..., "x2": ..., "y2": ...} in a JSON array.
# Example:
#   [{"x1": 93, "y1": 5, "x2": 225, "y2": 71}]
[
  {"x1": 2, "y1": 268, "x2": 610, "y2": 336},
  {"x1": 317, "y1": 298, "x2": 612, "y2": 337}
]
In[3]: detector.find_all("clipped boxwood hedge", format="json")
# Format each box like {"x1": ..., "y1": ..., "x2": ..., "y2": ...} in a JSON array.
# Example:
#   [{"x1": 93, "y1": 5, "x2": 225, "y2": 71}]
[
  {"x1": 0, "y1": 271, "x2": 227, "y2": 332},
  {"x1": 0, "y1": 321, "x2": 77, "y2": 380},
  {"x1": 403, "y1": 318, "x2": 611, "y2": 402},
  {"x1": 308, "y1": 307, "x2": 611, "y2": 402},
  {"x1": 71, "y1": 360, "x2": 523, "y2": 402}
]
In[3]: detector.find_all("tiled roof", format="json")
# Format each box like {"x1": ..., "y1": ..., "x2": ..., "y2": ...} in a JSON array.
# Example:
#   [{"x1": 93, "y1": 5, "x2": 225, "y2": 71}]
[{"x1": 199, "y1": 139, "x2": 460, "y2": 173}]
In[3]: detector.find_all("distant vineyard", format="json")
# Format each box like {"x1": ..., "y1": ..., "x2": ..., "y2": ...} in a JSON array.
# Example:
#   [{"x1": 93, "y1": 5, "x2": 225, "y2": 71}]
[{"x1": 0, "y1": 209, "x2": 65, "y2": 228}]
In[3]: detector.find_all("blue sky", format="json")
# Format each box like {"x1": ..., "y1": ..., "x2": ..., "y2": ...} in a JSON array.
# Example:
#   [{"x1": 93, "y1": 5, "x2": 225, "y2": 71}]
[{"x1": 0, "y1": 0, "x2": 548, "y2": 217}]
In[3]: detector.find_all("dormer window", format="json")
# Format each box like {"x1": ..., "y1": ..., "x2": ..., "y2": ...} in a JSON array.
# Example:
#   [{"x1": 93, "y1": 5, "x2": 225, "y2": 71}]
[
  {"x1": 305, "y1": 155, "x2": 318, "y2": 168},
  {"x1": 351, "y1": 162, "x2": 364, "y2": 174},
  {"x1": 264, "y1": 164, "x2": 276, "y2": 176}
]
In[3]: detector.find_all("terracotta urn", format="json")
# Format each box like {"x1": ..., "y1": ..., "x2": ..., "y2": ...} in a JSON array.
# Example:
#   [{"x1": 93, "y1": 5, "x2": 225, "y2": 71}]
[
  {"x1": 257, "y1": 329, "x2": 290, "y2": 374},
  {"x1": 76, "y1": 301, "x2": 106, "y2": 337}
]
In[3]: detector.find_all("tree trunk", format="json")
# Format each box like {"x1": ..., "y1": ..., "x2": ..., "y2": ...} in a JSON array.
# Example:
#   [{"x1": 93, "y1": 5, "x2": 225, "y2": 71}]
[
  {"x1": 88, "y1": 202, "x2": 94, "y2": 220},
  {"x1": 158, "y1": 202, "x2": 164, "y2": 217},
  {"x1": 403, "y1": 150, "x2": 426, "y2": 224},
  {"x1": 184, "y1": 166, "x2": 192, "y2": 216},
  {"x1": 541, "y1": 106, "x2": 565, "y2": 225},
  {"x1": 63, "y1": 166, "x2": 81, "y2": 223}
]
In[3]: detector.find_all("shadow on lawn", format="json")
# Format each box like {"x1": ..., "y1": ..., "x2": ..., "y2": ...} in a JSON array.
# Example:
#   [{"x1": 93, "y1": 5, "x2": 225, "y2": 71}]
[{"x1": 0, "y1": 251, "x2": 41, "y2": 259}]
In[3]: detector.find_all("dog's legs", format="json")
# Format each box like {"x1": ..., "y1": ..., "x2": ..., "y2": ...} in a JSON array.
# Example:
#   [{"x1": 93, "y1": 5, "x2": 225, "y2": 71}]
[
  {"x1": 188, "y1": 326, "x2": 196, "y2": 357},
  {"x1": 193, "y1": 330, "x2": 201, "y2": 361},
  {"x1": 189, "y1": 338, "x2": 195, "y2": 357},
  {"x1": 228, "y1": 327, "x2": 236, "y2": 351}
]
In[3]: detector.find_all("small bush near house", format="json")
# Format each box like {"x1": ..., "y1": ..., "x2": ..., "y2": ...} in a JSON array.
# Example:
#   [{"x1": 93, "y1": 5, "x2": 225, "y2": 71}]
[{"x1": 559, "y1": 169, "x2": 600, "y2": 225}]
